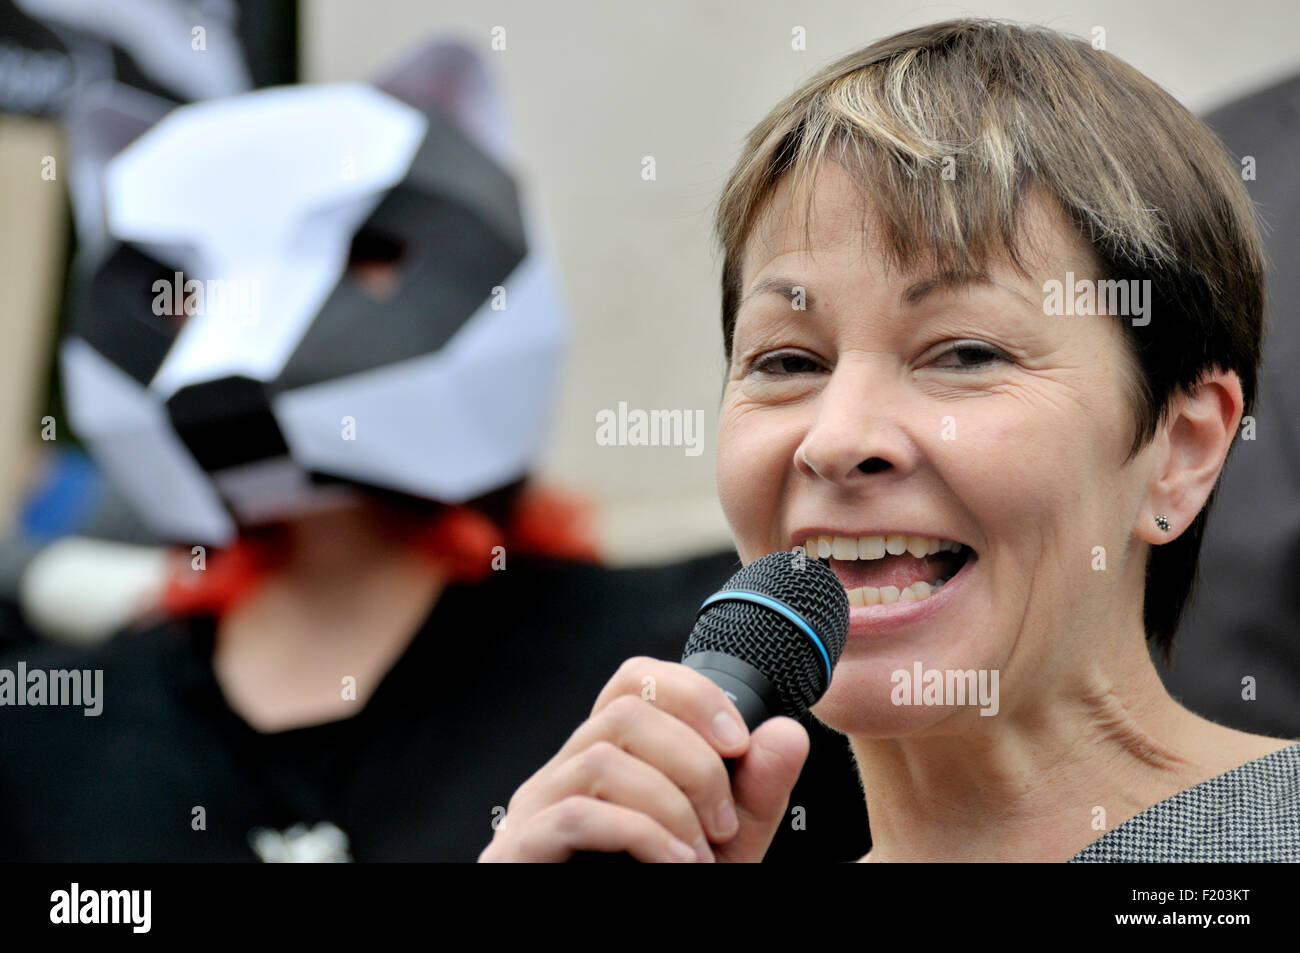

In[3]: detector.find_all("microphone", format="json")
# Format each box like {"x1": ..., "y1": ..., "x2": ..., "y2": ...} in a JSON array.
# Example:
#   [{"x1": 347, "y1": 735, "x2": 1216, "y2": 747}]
[
  {"x1": 681, "y1": 550, "x2": 849, "y2": 731},
  {"x1": 571, "y1": 550, "x2": 849, "y2": 861}
]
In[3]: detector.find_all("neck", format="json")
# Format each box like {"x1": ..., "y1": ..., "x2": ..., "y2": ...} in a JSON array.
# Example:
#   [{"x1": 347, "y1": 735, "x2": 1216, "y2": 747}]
[
  {"x1": 212, "y1": 502, "x2": 448, "y2": 732},
  {"x1": 849, "y1": 611, "x2": 1269, "y2": 862}
]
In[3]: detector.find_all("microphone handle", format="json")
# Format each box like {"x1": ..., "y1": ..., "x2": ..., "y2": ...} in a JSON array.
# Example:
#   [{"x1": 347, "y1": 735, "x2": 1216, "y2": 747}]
[{"x1": 681, "y1": 651, "x2": 783, "y2": 733}]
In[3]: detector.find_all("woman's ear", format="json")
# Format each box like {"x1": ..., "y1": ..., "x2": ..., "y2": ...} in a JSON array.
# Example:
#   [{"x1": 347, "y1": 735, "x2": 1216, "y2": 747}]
[{"x1": 1135, "y1": 370, "x2": 1243, "y2": 545}]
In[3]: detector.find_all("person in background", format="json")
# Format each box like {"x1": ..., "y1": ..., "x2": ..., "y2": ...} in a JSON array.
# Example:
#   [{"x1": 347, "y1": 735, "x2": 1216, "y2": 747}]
[{"x1": 0, "y1": 39, "x2": 867, "y2": 862}]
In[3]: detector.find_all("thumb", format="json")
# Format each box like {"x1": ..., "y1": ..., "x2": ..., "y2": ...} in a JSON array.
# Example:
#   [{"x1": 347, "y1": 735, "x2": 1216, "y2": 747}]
[{"x1": 714, "y1": 716, "x2": 809, "y2": 863}]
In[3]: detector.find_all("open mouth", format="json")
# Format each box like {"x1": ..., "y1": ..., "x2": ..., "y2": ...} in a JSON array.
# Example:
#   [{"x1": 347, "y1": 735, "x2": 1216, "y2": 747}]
[{"x1": 800, "y1": 534, "x2": 977, "y2": 605}]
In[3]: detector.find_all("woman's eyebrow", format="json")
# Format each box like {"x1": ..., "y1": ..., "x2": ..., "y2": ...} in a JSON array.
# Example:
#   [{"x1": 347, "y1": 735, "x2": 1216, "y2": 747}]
[
  {"x1": 741, "y1": 271, "x2": 1035, "y2": 314},
  {"x1": 740, "y1": 275, "x2": 813, "y2": 310},
  {"x1": 902, "y1": 271, "x2": 1034, "y2": 310}
]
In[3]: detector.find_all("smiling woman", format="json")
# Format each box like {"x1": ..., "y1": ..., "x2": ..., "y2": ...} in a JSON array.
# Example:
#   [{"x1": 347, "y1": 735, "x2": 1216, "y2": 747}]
[
  {"x1": 480, "y1": 18, "x2": 1299, "y2": 864},
  {"x1": 715, "y1": 18, "x2": 1274, "y2": 666},
  {"x1": 711, "y1": 18, "x2": 1298, "y2": 862}
]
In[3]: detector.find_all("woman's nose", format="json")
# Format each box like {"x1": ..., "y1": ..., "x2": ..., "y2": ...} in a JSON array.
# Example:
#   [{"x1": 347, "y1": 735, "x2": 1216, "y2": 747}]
[{"x1": 793, "y1": 367, "x2": 916, "y2": 486}]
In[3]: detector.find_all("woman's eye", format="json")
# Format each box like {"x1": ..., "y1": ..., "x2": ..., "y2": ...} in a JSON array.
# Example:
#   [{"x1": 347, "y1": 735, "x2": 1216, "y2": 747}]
[
  {"x1": 929, "y1": 341, "x2": 1009, "y2": 370},
  {"x1": 749, "y1": 351, "x2": 823, "y2": 376}
]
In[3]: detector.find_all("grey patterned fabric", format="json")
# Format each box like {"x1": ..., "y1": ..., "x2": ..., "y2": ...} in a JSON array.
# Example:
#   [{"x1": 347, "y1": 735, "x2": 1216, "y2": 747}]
[{"x1": 1070, "y1": 742, "x2": 1300, "y2": 862}]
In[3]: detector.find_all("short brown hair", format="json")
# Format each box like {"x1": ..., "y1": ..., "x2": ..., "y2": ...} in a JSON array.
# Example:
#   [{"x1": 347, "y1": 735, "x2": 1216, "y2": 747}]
[{"x1": 713, "y1": 18, "x2": 1267, "y2": 661}]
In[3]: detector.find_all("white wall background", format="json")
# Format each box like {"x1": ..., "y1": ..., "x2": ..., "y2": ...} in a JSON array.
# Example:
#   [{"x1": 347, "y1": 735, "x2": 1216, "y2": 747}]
[{"x1": 303, "y1": 0, "x2": 1300, "y2": 564}]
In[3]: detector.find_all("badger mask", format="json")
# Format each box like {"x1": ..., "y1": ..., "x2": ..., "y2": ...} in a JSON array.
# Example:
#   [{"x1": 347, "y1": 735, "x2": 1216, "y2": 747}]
[{"x1": 60, "y1": 42, "x2": 568, "y2": 545}]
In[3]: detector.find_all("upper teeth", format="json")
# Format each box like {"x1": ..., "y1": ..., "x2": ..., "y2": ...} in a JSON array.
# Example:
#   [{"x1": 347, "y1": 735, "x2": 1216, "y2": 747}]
[{"x1": 802, "y1": 535, "x2": 963, "y2": 560}]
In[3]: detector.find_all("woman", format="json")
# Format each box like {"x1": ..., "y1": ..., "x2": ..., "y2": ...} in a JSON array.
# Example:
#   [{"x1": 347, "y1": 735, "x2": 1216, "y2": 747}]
[{"x1": 480, "y1": 18, "x2": 1299, "y2": 862}]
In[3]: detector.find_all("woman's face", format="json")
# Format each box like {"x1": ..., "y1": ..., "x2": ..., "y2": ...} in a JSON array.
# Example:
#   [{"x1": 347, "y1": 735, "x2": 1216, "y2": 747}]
[{"x1": 716, "y1": 162, "x2": 1156, "y2": 737}]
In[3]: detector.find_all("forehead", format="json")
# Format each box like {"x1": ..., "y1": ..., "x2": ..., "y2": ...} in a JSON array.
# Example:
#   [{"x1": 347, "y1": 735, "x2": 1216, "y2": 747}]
[
  {"x1": 740, "y1": 163, "x2": 867, "y2": 279},
  {"x1": 738, "y1": 160, "x2": 1088, "y2": 297}
]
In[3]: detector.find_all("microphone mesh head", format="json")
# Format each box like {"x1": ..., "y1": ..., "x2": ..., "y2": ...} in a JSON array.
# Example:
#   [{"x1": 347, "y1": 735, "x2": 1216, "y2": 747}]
[{"x1": 683, "y1": 551, "x2": 849, "y2": 718}]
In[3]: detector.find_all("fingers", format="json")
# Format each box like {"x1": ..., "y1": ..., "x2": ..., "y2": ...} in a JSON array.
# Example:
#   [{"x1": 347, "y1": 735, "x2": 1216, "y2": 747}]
[
  {"x1": 479, "y1": 656, "x2": 805, "y2": 863},
  {"x1": 507, "y1": 739, "x2": 715, "y2": 860},
  {"x1": 544, "y1": 693, "x2": 738, "y2": 844},
  {"x1": 480, "y1": 797, "x2": 701, "y2": 863},
  {"x1": 713, "y1": 716, "x2": 810, "y2": 863},
  {"x1": 589, "y1": 657, "x2": 751, "y2": 758}
]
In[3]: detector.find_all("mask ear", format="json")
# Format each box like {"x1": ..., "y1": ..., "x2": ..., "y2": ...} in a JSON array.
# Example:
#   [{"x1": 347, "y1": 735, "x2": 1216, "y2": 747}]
[
  {"x1": 373, "y1": 39, "x2": 515, "y2": 169},
  {"x1": 63, "y1": 82, "x2": 177, "y2": 254}
]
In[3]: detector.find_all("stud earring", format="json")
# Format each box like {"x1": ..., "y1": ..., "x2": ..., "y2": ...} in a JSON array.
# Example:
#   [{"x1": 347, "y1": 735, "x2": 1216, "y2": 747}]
[{"x1": 1154, "y1": 515, "x2": 1171, "y2": 532}]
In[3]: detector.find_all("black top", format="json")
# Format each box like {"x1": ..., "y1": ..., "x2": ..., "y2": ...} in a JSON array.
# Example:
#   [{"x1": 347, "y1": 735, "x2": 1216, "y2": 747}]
[{"x1": 0, "y1": 551, "x2": 869, "y2": 862}]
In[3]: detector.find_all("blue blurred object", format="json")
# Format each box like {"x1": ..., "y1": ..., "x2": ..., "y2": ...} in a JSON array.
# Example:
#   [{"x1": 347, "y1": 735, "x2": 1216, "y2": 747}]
[{"x1": 19, "y1": 449, "x2": 103, "y2": 542}]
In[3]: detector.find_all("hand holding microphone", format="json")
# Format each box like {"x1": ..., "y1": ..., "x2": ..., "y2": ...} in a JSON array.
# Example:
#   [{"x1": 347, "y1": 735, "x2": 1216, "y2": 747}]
[{"x1": 478, "y1": 552, "x2": 849, "y2": 863}]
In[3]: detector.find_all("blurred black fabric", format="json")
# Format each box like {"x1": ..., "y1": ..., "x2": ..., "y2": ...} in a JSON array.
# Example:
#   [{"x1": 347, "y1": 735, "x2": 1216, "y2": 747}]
[
  {"x1": 0, "y1": 0, "x2": 296, "y2": 115},
  {"x1": 1157, "y1": 75, "x2": 1300, "y2": 737},
  {"x1": 0, "y1": 550, "x2": 869, "y2": 862}
]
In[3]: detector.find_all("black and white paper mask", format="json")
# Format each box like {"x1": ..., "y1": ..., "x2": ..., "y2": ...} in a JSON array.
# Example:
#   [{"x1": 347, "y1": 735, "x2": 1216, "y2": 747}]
[{"x1": 60, "y1": 41, "x2": 568, "y2": 545}]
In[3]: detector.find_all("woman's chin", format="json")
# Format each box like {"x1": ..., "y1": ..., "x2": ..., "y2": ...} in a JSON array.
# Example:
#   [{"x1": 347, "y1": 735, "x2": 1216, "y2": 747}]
[
  {"x1": 812, "y1": 686, "x2": 956, "y2": 737},
  {"x1": 812, "y1": 646, "x2": 1007, "y2": 737}
]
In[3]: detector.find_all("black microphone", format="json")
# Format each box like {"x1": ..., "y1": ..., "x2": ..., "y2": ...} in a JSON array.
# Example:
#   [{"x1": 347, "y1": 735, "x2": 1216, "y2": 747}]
[
  {"x1": 681, "y1": 550, "x2": 849, "y2": 731},
  {"x1": 570, "y1": 550, "x2": 849, "y2": 861}
]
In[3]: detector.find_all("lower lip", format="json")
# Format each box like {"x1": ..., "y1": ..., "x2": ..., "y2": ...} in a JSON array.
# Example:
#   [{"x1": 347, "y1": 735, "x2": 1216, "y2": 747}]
[{"x1": 843, "y1": 553, "x2": 977, "y2": 638}]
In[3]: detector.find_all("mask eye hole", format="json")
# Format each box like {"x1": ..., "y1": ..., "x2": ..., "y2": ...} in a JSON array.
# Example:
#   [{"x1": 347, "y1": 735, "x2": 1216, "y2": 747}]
[{"x1": 347, "y1": 228, "x2": 406, "y2": 299}]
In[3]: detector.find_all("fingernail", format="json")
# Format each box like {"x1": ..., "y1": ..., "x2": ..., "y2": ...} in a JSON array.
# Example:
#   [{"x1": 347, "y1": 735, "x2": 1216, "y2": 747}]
[
  {"x1": 665, "y1": 837, "x2": 698, "y2": 862},
  {"x1": 715, "y1": 800, "x2": 738, "y2": 836},
  {"x1": 694, "y1": 836, "x2": 715, "y2": 863},
  {"x1": 712, "y1": 711, "x2": 745, "y2": 747}
]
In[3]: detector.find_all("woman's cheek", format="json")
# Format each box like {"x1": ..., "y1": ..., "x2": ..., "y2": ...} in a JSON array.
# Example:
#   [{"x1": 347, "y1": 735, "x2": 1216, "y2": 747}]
[
  {"x1": 716, "y1": 406, "x2": 783, "y2": 557},
  {"x1": 715, "y1": 411, "x2": 749, "y2": 539}
]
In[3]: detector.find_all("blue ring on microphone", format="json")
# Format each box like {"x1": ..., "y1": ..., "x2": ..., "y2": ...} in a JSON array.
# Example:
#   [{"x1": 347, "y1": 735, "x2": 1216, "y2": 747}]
[{"x1": 698, "y1": 589, "x2": 832, "y2": 682}]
